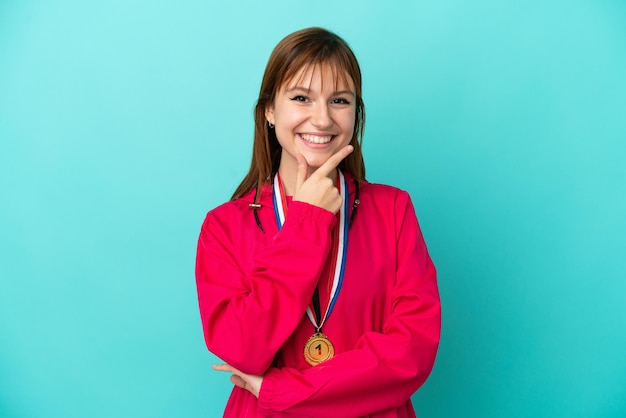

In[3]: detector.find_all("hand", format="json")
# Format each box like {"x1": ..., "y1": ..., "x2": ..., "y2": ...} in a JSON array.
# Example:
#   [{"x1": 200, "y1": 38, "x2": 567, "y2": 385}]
[
  {"x1": 293, "y1": 145, "x2": 354, "y2": 214},
  {"x1": 212, "y1": 363, "x2": 264, "y2": 398}
]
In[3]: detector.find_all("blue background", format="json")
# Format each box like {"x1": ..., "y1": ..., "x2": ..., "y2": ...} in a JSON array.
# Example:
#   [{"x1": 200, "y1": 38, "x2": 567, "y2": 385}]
[{"x1": 1, "y1": 1, "x2": 625, "y2": 417}]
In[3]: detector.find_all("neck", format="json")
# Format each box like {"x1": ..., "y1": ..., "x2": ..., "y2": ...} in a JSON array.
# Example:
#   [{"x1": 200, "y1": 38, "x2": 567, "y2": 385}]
[{"x1": 278, "y1": 157, "x2": 338, "y2": 196}]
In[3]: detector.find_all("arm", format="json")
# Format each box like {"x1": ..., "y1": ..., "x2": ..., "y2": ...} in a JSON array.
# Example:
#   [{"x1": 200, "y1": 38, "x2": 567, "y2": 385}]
[
  {"x1": 257, "y1": 191, "x2": 441, "y2": 417},
  {"x1": 195, "y1": 201, "x2": 336, "y2": 375}
]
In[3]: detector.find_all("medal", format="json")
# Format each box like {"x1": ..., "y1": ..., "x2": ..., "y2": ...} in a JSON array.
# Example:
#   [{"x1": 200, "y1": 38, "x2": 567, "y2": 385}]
[
  {"x1": 304, "y1": 332, "x2": 335, "y2": 366},
  {"x1": 273, "y1": 170, "x2": 350, "y2": 366}
]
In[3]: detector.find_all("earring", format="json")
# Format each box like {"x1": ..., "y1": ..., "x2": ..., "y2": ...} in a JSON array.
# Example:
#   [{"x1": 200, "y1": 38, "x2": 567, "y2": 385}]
[{"x1": 268, "y1": 121, "x2": 275, "y2": 129}]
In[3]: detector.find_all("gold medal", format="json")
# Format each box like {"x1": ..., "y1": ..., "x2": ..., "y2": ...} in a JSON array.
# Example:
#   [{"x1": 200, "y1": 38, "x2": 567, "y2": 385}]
[{"x1": 304, "y1": 332, "x2": 335, "y2": 366}]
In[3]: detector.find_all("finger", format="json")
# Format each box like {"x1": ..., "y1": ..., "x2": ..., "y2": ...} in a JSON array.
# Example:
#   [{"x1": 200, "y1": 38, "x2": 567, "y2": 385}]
[
  {"x1": 314, "y1": 145, "x2": 354, "y2": 178},
  {"x1": 229, "y1": 372, "x2": 256, "y2": 396},
  {"x1": 295, "y1": 153, "x2": 308, "y2": 193},
  {"x1": 212, "y1": 364, "x2": 235, "y2": 373},
  {"x1": 230, "y1": 374, "x2": 247, "y2": 389}
]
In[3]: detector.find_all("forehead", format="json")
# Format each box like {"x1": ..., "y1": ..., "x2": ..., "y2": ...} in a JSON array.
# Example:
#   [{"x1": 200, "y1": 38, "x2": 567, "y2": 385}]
[{"x1": 281, "y1": 62, "x2": 355, "y2": 92}]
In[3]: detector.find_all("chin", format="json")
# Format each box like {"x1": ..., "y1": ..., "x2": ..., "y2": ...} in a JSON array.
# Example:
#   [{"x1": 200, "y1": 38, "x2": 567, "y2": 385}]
[
  {"x1": 301, "y1": 146, "x2": 348, "y2": 167},
  {"x1": 303, "y1": 154, "x2": 333, "y2": 168}
]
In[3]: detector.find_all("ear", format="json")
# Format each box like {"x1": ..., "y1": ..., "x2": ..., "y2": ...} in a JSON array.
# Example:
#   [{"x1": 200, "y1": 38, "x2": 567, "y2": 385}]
[{"x1": 265, "y1": 106, "x2": 275, "y2": 125}]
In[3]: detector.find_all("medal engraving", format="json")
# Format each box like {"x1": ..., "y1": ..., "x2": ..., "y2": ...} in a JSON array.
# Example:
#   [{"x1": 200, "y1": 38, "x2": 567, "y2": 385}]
[{"x1": 304, "y1": 332, "x2": 335, "y2": 366}]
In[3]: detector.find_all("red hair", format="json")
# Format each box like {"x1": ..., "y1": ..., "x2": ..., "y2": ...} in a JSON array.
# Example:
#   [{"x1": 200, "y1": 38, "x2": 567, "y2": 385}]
[{"x1": 231, "y1": 27, "x2": 366, "y2": 201}]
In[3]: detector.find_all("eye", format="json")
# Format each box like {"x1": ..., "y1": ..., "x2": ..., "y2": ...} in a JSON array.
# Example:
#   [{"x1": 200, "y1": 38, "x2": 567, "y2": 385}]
[
  {"x1": 290, "y1": 95, "x2": 309, "y2": 102},
  {"x1": 332, "y1": 97, "x2": 351, "y2": 105}
]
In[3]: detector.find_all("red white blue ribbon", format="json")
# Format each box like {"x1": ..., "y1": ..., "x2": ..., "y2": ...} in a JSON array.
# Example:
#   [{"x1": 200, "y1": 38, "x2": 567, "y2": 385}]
[{"x1": 272, "y1": 170, "x2": 349, "y2": 331}]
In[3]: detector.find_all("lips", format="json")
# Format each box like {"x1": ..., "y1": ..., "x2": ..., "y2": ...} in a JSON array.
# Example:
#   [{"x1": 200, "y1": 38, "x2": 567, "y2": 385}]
[{"x1": 300, "y1": 133, "x2": 333, "y2": 144}]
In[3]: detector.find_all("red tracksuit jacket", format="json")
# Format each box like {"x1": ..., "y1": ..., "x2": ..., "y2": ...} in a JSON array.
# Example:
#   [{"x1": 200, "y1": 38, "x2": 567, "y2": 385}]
[{"x1": 196, "y1": 175, "x2": 441, "y2": 417}]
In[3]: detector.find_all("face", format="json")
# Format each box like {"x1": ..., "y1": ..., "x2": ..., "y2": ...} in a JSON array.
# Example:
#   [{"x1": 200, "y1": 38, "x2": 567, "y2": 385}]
[{"x1": 265, "y1": 63, "x2": 356, "y2": 176}]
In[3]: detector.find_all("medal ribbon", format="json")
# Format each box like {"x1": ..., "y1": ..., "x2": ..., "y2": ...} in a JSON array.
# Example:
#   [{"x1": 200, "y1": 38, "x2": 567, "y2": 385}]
[{"x1": 273, "y1": 170, "x2": 349, "y2": 332}]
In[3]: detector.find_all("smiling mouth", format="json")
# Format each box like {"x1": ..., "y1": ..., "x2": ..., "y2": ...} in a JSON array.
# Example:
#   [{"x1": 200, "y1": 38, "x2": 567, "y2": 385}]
[{"x1": 300, "y1": 133, "x2": 334, "y2": 144}]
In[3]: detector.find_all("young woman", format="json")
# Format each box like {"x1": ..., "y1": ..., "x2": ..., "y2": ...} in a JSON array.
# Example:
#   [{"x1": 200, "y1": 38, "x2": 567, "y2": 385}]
[{"x1": 195, "y1": 27, "x2": 441, "y2": 417}]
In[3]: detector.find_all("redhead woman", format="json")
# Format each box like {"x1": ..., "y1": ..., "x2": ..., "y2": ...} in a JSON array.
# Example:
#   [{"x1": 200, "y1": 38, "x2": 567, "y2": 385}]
[{"x1": 195, "y1": 27, "x2": 441, "y2": 417}]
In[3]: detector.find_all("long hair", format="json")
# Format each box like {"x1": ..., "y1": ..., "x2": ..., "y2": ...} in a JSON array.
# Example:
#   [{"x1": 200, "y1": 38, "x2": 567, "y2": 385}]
[{"x1": 231, "y1": 27, "x2": 366, "y2": 201}]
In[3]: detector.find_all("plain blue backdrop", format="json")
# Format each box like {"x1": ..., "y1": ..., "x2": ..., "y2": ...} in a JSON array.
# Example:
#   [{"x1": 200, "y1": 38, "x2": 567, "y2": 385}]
[{"x1": 1, "y1": 1, "x2": 625, "y2": 417}]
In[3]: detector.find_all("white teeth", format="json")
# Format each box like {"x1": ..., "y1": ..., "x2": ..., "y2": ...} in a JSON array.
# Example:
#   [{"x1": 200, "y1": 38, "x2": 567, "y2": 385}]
[{"x1": 300, "y1": 134, "x2": 333, "y2": 144}]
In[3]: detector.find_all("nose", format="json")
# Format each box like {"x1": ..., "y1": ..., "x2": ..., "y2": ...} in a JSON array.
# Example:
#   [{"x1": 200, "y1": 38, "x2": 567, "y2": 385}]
[{"x1": 310, "y1": 102, "x2": 332, "y2": 129}]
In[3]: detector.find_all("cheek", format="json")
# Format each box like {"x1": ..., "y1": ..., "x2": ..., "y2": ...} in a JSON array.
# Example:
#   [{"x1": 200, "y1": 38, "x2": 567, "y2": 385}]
[
  {"x1": 275, "y1": 112, "x2": 304, "y2": 133},
  {"x1": 342, "y1": 110, "x2": 357, "y2": 136}
]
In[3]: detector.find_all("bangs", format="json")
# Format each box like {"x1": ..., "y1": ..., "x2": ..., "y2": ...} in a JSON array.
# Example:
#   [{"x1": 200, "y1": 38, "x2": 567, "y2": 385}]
[
  {"x1": 283, "y1": 58, "x2": 354, "y2": 92},
  {"x1": 277, "y1": 43, "x2": 361, "y2": 95}
]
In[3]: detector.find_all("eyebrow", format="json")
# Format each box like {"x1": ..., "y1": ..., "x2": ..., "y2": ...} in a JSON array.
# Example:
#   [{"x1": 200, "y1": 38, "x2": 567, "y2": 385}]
[{"x1": 285, "y1": 86, "x2": 355, "y2": 97}]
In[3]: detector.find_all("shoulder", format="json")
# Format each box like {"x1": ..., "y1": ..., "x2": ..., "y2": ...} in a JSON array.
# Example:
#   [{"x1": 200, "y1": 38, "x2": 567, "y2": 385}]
[
  {"x1": 360, "y1": 180, "x2": 412, "y2": 207},
  {"x1": 201, "y1": 185, "x2": 270, "y2": 231},
  {"x1": 208, "y1": 195, "x2": 252, "y2": 221},
  {"x1": 355, "y1": 181, "x2": 419, "y2": 229}
]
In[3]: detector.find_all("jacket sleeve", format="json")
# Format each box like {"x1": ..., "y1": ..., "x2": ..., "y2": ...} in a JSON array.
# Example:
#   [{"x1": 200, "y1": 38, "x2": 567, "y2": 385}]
[
  {"x1": 195, "y1": 201, "x2": 337, "y2": 375},
  {"x1": 257, "y1": 191, "x2": 441, "y2": 417}
]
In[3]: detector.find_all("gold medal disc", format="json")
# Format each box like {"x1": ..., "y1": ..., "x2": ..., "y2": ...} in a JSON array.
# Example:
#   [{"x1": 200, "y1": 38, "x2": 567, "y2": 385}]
[{"x1": 304, "y1": 332, "x2": 335, "y2": 366}]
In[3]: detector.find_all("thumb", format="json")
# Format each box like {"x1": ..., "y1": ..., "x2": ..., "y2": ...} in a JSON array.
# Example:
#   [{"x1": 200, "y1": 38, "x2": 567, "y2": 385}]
[{"x1": 295, "y1": 153, "x2": 308, "y2": 193}]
